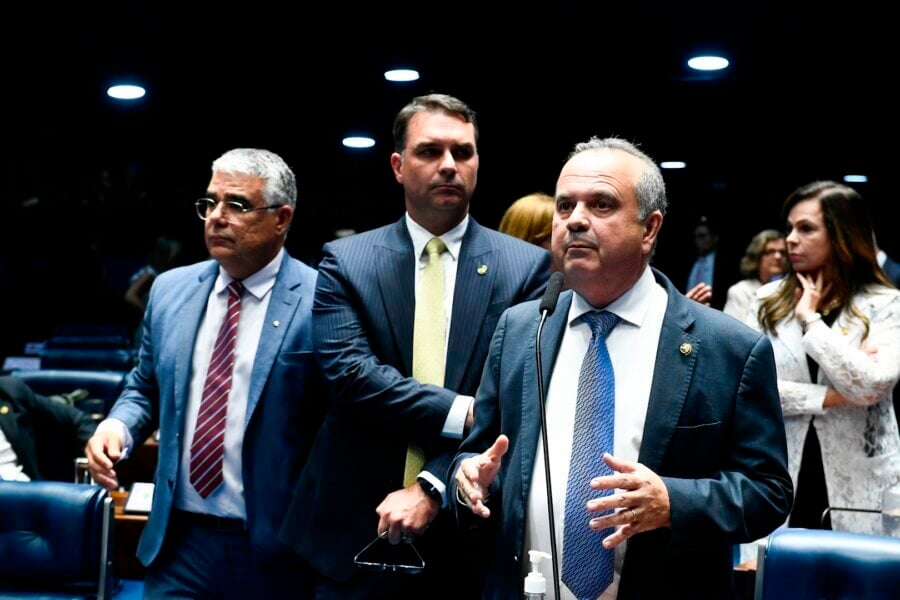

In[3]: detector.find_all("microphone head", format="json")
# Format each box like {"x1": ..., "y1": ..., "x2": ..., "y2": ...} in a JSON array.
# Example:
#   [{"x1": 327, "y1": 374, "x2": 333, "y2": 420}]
[{"x1": 538, "y1": 272, "x2": 565, "y2": 315}]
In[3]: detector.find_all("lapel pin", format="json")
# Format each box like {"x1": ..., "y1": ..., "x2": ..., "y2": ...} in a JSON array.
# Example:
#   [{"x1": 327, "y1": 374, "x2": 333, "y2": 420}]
[
  {"x1": 679, "y1": 343, "x2": 692, "y2": 356},
  {"x1": 477, "y1": 264, "x2": 488, "y2": 275},
  {"x1": 273, "y1": 320, "x2": 281, "y2": 328},
  {"x1": 0, "y1": 405, "x2": 9, "y2": 415}
]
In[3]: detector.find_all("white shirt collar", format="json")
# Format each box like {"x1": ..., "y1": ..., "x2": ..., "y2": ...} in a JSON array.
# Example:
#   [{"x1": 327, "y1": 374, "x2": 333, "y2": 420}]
[
  {"x1": 405, "y1": 213, "x2": 468, "y2": 261},
  {"x1": 569, "y1": 265, "x2": 657, "y2": 329},
  {"x1": 215, "y1": 247, "x2": 284, "y2": 300}
]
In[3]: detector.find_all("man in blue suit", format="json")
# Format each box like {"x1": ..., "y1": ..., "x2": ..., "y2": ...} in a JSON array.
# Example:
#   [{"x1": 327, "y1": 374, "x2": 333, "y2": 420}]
[
  {"x1": 280, "y1": 94, "x2": 551, "y2": 597},
  {"x1": 85, "y1": 148, "x2": 324, "y2": 597},
  {"x1": 453, "y1": 137, "x2": 793, "y2": 599}
]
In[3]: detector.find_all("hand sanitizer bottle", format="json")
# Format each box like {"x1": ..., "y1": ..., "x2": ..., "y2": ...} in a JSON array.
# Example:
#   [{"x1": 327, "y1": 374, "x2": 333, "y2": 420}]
[{"x1": 524, "y1": 550, "x2": 551, "y2": 599}]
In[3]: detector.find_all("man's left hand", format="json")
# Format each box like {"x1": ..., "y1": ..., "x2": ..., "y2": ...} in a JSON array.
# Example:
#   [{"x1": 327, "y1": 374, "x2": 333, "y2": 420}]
[
  {"x1": 376, "y1": 483, "x2": 440, "y2": 544},
  {"x1": 584, "y1": 453, "x2": 671, "y2": 549}
]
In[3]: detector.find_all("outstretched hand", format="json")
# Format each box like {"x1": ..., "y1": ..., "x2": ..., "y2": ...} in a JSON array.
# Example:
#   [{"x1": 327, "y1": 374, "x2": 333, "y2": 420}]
[
  {"x1": 455, "y1": 434, "x2": 509, "y2": 518},
  {"x1": 583, "y1": 453, "x2": 671, "y2": 549}
]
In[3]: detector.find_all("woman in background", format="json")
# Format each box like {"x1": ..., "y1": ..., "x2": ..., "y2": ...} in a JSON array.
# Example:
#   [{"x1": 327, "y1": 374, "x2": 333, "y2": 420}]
[
  {"x1": 498, "y1": 192, "x2": 553, "y2": 250},
  {"x1": 723, "y1": 229, "x2": 786, "y2": 319},
  {"x1": 751, "y1": 181, "x2": 900, "y2": 534}
]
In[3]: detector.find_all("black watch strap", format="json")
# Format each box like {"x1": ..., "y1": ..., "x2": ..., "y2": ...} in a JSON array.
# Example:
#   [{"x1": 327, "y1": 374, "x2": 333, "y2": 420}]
[{"x1": 417, "y1": 476, "x2": 442, "y2": 503}]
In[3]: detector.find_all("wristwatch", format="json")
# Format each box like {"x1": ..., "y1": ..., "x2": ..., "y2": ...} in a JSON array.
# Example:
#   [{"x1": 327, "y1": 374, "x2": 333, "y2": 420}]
[{"x1": 417, "y1": 476, "x2": 442, "y2": 504}]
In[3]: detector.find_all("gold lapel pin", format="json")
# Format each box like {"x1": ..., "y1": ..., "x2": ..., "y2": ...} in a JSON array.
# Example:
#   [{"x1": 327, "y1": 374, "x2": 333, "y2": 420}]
[
  {"x1": 0, "y1": 405, "x2": 9, "y2": 415},
  {"x1": 477, "y1": 264, "x2": 488, "y2": 275},
  {"x1": 273, "y1": 320, "x2": 281, "y2": 328},
  {"x1": 679, "y1": 343, "x2": 693, "y2": 356}
]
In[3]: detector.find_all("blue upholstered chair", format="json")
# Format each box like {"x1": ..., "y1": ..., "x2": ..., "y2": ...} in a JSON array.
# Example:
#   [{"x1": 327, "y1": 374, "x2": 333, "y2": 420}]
[
  {"x1": 15, "y1": 369, "x2": 127, "y2": 417},
  {"x1": 755, "y1": 527, "x2": 900, "y2": 599},
  {"x1": 0, "y1": 481, "x2": 114, "y2": 599}
]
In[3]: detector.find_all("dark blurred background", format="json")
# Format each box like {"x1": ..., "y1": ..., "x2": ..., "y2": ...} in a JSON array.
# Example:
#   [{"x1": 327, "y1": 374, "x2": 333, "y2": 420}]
[{"x1": 1, "y1": 0, "x2": 896, "y2": 361}]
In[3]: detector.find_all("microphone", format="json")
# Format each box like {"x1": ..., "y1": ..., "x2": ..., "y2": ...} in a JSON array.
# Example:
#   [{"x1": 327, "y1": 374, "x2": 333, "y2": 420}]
[
  {"x1": 539, "y1": 272, "x2": 565, "y2": 316},
  {"x1": 534, "y1": 271, "x2": 564, "y2": 600}
]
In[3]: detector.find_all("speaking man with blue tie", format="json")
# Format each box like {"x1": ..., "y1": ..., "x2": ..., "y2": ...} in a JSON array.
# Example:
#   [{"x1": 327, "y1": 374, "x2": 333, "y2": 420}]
[
  {"x1": 452, "y1": 137, "x2": 792, "y2": 599},
  {"x1": 85, "y1": 148, "x2": 324, "y2": 597},
  {"x1": 280, "y1": 94, "x2": 551, "y2": 598}
]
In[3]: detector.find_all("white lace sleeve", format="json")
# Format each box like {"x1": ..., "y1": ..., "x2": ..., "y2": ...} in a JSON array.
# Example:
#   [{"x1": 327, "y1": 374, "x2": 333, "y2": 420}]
[
  {"x1": 803, "y1": 291, "x2": 900, "y2": 406},
  {"x1": 776, "y1": 380, "x2": 828, "y2": 416}
]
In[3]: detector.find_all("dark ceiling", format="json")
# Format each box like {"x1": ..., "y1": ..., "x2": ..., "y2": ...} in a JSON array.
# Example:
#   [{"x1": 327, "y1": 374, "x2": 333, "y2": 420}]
[{"x1": 3, "y1": 1, "x2": 898, "y2": 268}]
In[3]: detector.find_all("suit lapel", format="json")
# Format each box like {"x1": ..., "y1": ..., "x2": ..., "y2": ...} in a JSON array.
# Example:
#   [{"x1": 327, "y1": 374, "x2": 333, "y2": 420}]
[
  {"x1": 446, "y1": 219, "x2": 495, "y2": 390},
  {"x1": 376, "y1": 219, "x2": 416, "y2": 375},
  {"x1": 173, "y1": 262, "x2": 218, "y2": 426},
  {"x1": 244, "y1": 253, "x2": 303, "y2": 428},
  {"x1": 639, "y1": 271, "x2": 699, "y2": 472},
  {"x1": 519, "y1": 292, "x2": 570, "y2": 504}
]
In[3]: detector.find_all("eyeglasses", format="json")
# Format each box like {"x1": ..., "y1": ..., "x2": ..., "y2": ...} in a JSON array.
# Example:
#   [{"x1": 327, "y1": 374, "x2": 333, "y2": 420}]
[
  {"x1": 194, "y1": 198, "x2": 284, "y2": 221},
  {"x1": 353, "y1": 532, "x2": 425, "y2": 575},
  {"x1": 762, "y1": 248, "x2": 787, "y2": 257}
]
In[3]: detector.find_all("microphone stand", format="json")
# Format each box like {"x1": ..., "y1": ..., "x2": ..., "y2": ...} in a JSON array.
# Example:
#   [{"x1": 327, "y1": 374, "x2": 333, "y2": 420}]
[{"x1": 535, "y1": 308, "x2": 561, "y2": 600}]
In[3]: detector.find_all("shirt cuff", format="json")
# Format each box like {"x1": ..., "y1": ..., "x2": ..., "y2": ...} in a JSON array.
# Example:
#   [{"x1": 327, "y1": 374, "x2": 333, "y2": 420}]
[
  {"x1": 95, "y1": 418, "x2": 134, "y2": 460},
  {"x1": 418, "y1": 470, "x2": 447, "y2": 508},
  {"x1": 442, "y1": 395, "x2": 474, "y2": 439}
]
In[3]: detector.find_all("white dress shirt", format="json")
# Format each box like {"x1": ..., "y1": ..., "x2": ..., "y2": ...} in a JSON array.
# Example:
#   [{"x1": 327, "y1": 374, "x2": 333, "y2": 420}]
[
  {"x1": 525, "y1": 266, "x2": 668, "y2": 600},
  {"x1": 405, "y1": 213, "x2": 473, "y2": 503},
  {"x1": 0, "y1": 427, "x2": 30, "y2": 481}
]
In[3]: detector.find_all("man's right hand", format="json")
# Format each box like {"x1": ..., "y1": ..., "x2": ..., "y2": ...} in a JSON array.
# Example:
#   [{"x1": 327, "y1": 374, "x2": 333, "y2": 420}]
[
  {"x1": 84, "y1": 430, "x2": 123, "y2": 490},
  {"x1": 455, "y1": 434, "x2": 509, "y2": 518}
]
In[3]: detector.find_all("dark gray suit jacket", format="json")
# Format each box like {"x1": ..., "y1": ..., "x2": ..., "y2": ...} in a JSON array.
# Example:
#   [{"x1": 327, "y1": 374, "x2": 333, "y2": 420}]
[
  {"x1": 451, "y1": 269, "x2": 793, "y2": 599},
  {"x1": 281, "y1": 216, "x2": 550, "y2": 583},
  {"x1": 0, "y1": 376, "x2": 96, "y2": 481}
]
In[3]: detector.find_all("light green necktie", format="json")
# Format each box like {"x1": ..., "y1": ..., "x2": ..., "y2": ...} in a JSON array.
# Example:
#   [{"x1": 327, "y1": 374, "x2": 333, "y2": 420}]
[{"x1": 404, "y1": 237, "x2": 448, "y2": 486}]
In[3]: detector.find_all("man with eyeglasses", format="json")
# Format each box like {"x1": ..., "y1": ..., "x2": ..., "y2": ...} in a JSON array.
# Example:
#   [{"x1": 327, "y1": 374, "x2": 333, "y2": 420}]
[{"x1": 85, "y1": 148, "x2": 324, "y2": 597}]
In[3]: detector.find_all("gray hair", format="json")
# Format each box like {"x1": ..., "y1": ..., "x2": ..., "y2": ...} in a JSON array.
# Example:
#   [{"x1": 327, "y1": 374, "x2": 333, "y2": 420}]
[
  {"x1": 212, "y1": 148, "x2": 297, "y2": 209},
  {"x1": 568, "y1": 137, "x2": 667, "y2": 220}
]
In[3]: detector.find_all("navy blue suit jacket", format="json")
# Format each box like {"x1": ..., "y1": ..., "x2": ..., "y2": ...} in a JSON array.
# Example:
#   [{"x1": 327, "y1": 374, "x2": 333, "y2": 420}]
[
  {"x1": 107, "y1": 252, "x2": 325, "y2": 566},
  {"x1": 281, "y1": 217, "x2": 551, "y2": 582},
  {"x1": 451, "y1": 269, "x2": 793, "y2": 599}
]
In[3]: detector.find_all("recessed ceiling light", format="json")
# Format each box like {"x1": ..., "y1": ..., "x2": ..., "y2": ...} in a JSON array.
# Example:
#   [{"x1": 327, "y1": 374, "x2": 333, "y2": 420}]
[
  {"x1": 687, "y1": 56, "x2": 729, "y2": 71},
  {"x1": 843, "y1": 174, "x2": 868, "y2": 183},
  {"x1": 384, "y1": 69, "x2": 420, "y2": 82},
  {"x1": 343, "y1": 136, "x2": 376, "y2": 149},
  {"x1": 660, "y1": 161, "x2": 687, "y2": 169},
  {"x1": 107, "y1": 84, "x2": 146, "y2": 100}
]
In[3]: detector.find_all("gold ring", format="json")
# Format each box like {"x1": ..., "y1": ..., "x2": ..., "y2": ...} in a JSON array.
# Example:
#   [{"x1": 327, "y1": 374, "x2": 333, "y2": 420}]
[{"x1": 630, "y1": 508, "x2": 638, "y2": 522}]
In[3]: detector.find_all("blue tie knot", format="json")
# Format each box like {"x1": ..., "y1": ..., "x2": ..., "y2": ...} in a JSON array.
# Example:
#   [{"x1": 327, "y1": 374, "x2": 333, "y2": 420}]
[{"x1": 580, "y1": 310, "x2": 619, "y2": 339}]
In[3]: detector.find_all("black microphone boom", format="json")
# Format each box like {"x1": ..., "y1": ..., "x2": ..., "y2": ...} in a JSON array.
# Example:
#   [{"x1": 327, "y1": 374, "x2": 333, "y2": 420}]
[{"x1": 534, "y1": 270, "x2": 564, "y2": 600}]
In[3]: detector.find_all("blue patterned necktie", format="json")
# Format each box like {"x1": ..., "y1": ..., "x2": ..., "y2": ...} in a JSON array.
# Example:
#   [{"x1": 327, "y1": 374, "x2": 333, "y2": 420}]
[{"x1": 562, "y1": 310, "x2": 620, "y2": 600}]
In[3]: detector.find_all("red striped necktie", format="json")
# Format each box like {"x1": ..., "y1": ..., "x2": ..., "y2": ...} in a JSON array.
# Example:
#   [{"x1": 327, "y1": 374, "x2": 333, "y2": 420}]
[{"x1": 189, "y1": 280, "x2": 243, "y2": 498}]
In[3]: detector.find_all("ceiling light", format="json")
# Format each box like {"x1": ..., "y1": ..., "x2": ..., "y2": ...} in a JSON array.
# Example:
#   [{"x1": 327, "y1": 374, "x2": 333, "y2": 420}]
[
  {"x1": 843, "y1": 174, "x2": 868, "y2": 183},
  {"x1": 660, "y1": 161, "x2": 687, "y2": 169},
  {"x1": 343, "y1": 136, "x2": 376, "y2": 149},
  {"x1": 687, "y1": 56, "x2": 729, "y2": 71},
  {"x1": 384, "y1": 69, "x2": 420, "y2": 82},
  {"x1": 107, "y1": 84, "x2": 146, "y2": 100}
]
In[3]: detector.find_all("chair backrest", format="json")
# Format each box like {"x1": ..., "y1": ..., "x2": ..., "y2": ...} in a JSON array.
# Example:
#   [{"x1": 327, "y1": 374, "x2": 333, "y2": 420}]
[
  {"x1": 15, "y1": 369, "x2": 128, "y2": 416},
  {"x1": 0, "y1": 481, "x2": 113, "y2": 599},
  {"x1": 39, "y1": 348, "x2": 135, "y2": 372},
  {"x1": 755, "y1": 527, "x2": 900, "y2": 600}
]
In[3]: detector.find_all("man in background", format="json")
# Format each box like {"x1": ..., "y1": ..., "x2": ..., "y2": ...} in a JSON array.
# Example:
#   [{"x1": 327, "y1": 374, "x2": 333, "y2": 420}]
[{"x1": 281, "y1": 93, "x2": 551, "y2": 597}]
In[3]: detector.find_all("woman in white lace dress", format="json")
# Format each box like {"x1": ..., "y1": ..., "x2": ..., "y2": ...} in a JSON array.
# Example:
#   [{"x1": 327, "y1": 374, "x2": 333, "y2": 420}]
[{"x1": 750, "y1": 181, "x2": 900, "y2": 534}]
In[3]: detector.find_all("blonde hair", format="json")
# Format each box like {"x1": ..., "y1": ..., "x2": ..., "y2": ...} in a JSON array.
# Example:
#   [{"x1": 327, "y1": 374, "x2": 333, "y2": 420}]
[{"x1": 499, "y1": 193, "x2": 554, "y2": 246}]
